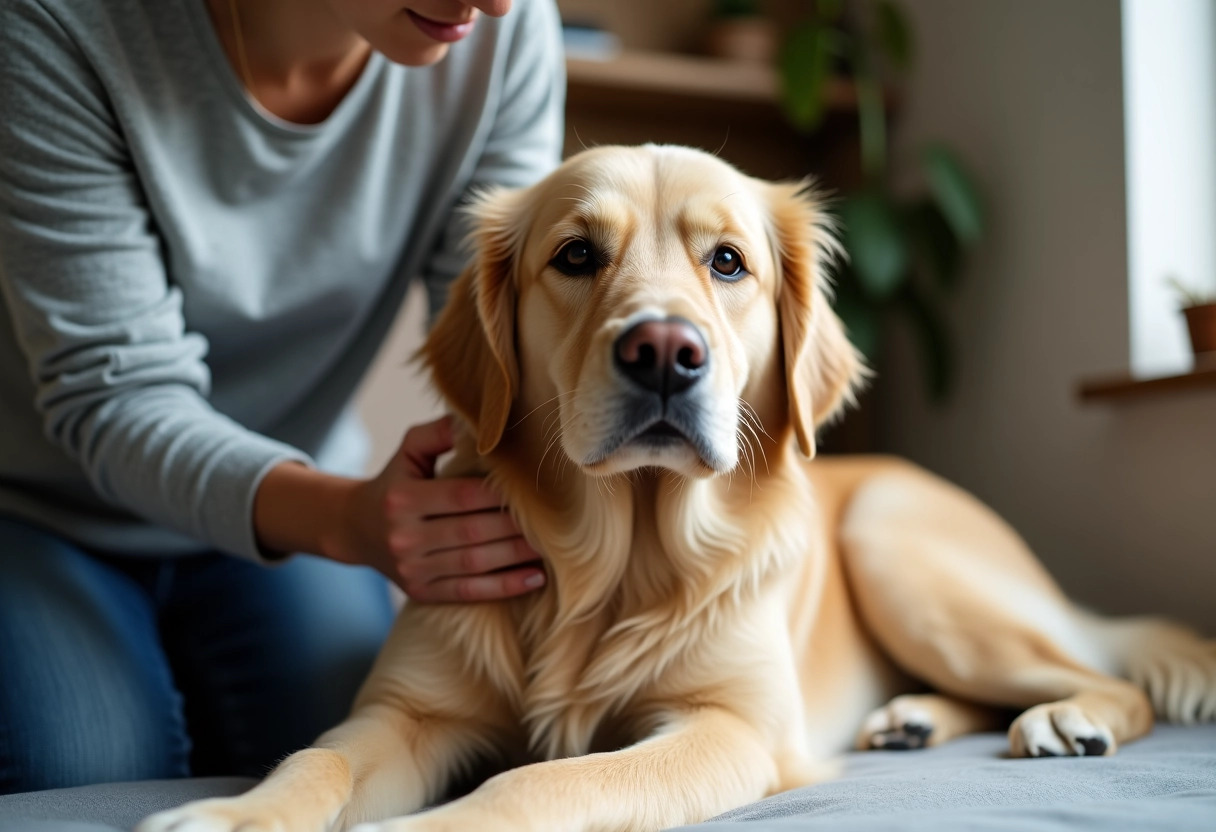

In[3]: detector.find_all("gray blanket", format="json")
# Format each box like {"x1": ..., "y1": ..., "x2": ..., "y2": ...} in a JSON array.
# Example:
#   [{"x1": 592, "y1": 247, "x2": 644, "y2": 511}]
[
  {"x1": 2, "y1": 725, "x2": 1213, "y2": 831},
  {"x1": 676, "y1": 724, "x2": 1216, "y2": 831}
]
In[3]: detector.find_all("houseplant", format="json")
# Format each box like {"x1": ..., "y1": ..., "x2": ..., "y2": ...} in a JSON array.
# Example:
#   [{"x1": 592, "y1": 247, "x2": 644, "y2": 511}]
[
  {"x1": 706, "y1": 0, "x2": 778, "y2": 64},
  {"x1": 777, "y1": 0, "x2": 985, "y2": 400},
  {"x1": 1166, "y1": 276, "x2": 1216, "y2": 357}
]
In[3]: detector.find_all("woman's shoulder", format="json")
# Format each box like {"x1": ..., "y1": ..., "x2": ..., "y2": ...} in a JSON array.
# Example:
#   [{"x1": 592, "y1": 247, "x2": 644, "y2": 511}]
[
  {"x1": 1, "y1": 0, "x2": 168, "y2": 68},
  {"x1": 1, "y1": 0, "x2": 136, "y2": 37}
]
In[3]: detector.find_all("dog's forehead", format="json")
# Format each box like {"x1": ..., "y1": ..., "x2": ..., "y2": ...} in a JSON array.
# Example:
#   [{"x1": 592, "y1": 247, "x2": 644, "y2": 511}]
[{"x1": 534, "y1": 146, "x2": 765, "y2": 232}]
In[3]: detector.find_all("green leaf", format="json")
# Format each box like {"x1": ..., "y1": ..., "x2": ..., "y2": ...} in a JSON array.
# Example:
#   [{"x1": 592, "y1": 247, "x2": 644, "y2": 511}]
[
  {"x1": 922, "y1": 144, "x2": 985, "y2": 244},
  {"x1": 837, "y1": 192, "x2": 910, "y2": 301},
  {"x1": 899, "y1": 284, "x2": 954, "y2": 401},
  {"x1": 904, "y1": 200, "x2": 962, "y2": 290},
  {"x1": 855, "y1": 72, "x2": 888, "y2": 179},
  {"x1": 778, "y1": 23, "x2": 837, "y2": 132},
  {"x1": 831, "y1": 272, "x2": 883, "y2": 359},
  {"x1": 875, "y1": 0, "x2": 914, "y2": 70}
]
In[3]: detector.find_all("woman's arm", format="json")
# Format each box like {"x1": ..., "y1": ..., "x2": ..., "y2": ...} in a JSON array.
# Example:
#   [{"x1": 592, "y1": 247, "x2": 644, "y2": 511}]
[
  {"x1": 0, "y1": 1, "x2": 560, "y2": 598},
  {"x1": 0, "y1": 1, "x2": 313, "y2": 560}
]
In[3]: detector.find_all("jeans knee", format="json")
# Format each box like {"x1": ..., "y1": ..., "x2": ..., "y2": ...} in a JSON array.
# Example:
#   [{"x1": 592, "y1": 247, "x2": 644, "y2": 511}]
[
  {"x1": 0, "y1": 724, "x2": 190, "y2": 794},
  {"x1": 0, "y1": 517, "x2": 191, "y2": 794}
]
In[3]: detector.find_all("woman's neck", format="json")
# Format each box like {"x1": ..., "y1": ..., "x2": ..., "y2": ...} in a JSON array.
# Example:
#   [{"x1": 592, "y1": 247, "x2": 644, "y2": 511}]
[{"x1": 206, "y1": 0, "x2": 372, "y2": 124}]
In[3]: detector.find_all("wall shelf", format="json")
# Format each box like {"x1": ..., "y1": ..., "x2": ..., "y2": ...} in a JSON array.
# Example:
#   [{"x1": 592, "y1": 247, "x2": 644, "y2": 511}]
[
  {"x1": 562, "y1": 51, "x2": 870, "y2": 185},
  {"x1": 1078, "y1": 357, "x2": 1216, "y2": 402},
  {"x1": 566, "y1": 50, "x2": 858, "y2": 109}
]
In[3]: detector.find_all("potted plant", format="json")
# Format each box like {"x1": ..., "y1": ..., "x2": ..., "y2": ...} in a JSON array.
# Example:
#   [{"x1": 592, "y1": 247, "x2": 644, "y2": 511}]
[
  {"x1": 705, "y1": 0, "x2": 777, "y2": 64},
  {"x1": 1166, "y1": 275, "x2": 1216, "y2": 357},
  {"x1": 777, "y1": 0, "x2": 985, "y2": 401}
]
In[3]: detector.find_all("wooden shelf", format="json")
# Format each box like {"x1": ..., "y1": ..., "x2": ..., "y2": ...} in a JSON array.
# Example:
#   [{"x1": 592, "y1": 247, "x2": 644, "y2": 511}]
[
  {"x1": 1078, "y1": 357, "x2": 1216, "y2": 402},
  {"x1": 561, "y1": 48, "x2": 874, "y2": 199},
  {"x1": 566, "y1": 50, "x2": 858, "y2": 110}
]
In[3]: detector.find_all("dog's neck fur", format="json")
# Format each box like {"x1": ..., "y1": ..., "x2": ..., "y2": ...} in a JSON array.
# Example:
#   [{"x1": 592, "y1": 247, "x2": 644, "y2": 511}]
[{"x1": 446, "y1": 414, "x2": 812, "y2": 758}]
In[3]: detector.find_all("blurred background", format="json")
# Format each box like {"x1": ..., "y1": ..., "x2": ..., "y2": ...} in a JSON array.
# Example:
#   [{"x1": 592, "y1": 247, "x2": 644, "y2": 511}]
[{"x1": 357, "y1": 0, "x2": 1216, "y2": 633}]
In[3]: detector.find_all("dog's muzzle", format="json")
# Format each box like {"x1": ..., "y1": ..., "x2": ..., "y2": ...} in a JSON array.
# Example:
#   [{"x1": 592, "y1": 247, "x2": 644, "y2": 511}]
[{"x1": 579, "y1": 314, "x2": 729, "y2": 473}]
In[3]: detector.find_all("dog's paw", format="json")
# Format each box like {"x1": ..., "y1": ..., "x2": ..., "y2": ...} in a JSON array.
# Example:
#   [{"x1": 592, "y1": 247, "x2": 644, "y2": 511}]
[
  {"x1": 1008, "y1": 702, "x2": 1115, "y2": 758},
  {"x1": 137, "y1": 799, "x2": 293, "y2": 832},
  {"x1": 1129, "y1": 636, "x2": 1216, "y2": 724},
  {"x1": 857, "y1": 697, "x2": 935, "y2": 751}
]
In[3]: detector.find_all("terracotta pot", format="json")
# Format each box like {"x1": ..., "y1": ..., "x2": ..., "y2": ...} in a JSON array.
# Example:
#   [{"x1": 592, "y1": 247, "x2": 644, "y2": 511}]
[
  {"x1": 1183, "y1": 303, "x2": 1216, "y2": 356},
  {"x1": 705, "y1": 18, "x2": 777, "y2": 64}
]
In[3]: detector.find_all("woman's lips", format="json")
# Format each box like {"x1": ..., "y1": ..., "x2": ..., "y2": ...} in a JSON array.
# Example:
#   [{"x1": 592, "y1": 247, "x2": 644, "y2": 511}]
[{"x1": 406, "y1": 10, "x2": 477, "y2": 43}]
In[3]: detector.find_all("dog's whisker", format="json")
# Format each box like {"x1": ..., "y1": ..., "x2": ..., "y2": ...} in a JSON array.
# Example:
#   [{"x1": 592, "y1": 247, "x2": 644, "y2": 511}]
[
  {"x1": 571, "y1": 124, "x2": 593, "y2": 153},
  {"x1": 736, "y1": 403, "x2": 772, "y2": 480},
  {"x1": 710, "y1": 126, "x2": 731, "y2": 159},
  {"x1": 739, "y1": 400, "x2": 775, "y2": 443},
  {"x1": 735, "y1": 426, "x2": 758, "y2": 500},
  {"x1": 510, "y1": 390, "x2": 577, "y2": 431},
  {"x1": 536, "y1": 414, "x2": 572, "y2": 490},
  {"x1": 742, "y1": 417, "x2": 767, "y2": 478},
  {"x1": 741, "y1": 428, "x2": 757, "y2": 481}
]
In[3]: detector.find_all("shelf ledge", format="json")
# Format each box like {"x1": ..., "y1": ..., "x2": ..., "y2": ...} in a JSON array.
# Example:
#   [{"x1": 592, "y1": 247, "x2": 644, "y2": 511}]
[
  {"x1": 1077, "y1": 357, "x2": 1216, "y2": 402},
  {"x1": 566, "y1": 50, "x2": 859, "y2": 109}
]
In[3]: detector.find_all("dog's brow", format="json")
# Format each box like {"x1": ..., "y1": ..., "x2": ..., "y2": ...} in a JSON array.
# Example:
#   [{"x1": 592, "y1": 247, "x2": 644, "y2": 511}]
[
  {"x1": 555, "y1": 193, "x2": 634, "y2": 244},
  {"x1": 678, "y1": 198, "x2": 746, "y2": 239}
]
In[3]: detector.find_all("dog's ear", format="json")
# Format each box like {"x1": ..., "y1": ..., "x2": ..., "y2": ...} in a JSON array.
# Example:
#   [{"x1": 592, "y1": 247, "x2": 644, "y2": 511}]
[
  {"x1": 423, "y1": 188, "x2": 525, "y2": 455},
  {"x1": 769, "y1": 182, "x2": 867, "y2": 458}
]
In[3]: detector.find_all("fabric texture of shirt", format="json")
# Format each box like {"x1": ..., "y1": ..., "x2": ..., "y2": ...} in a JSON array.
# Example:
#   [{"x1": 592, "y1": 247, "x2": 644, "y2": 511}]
[{"x1": 0, "y1": 0, "x2": 565, "y2": 560}]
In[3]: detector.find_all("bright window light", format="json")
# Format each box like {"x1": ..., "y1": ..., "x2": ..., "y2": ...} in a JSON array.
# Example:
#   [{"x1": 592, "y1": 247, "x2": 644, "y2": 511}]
[{"x1": 1122, "y1": 0, "x2": 1216, "y2": 376}]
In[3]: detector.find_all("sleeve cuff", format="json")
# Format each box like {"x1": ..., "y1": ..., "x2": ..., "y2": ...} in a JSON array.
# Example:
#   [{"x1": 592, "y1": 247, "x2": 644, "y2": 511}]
[{"x1": 200, "y1": 437, "x2": 313, "y2": 562}]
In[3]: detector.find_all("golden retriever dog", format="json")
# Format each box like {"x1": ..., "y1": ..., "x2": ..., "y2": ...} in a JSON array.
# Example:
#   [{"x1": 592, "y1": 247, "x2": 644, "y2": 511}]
[{"x1": 141, "y1": 145, "x2": 1216, "y2": 832}]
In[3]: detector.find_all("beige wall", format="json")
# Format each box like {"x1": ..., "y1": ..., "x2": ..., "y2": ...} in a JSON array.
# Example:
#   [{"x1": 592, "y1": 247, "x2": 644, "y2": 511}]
[
  {"x1": 355, "y1": 283, "x2": 444, "y2": 474},
  {"x1": 881, "y1": 0, "x2": 1216, "y2": 632}
]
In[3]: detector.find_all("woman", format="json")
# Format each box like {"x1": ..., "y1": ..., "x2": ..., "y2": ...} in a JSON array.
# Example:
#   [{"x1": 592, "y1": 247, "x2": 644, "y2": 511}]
[{"x1": 0, "y1": 0, "x2": 563, "y2": 794}]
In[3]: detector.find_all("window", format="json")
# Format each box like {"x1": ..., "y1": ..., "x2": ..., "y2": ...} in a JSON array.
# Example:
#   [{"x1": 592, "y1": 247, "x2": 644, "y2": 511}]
[{"x1": 1122, "y1": 0, "x2": 1216, "y2": 377}]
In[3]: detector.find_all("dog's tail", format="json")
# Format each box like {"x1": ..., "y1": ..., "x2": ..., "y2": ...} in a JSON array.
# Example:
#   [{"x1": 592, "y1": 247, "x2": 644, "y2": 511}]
[{"x1": 1076, "y1": 611, "x2": 1216, "y2": 723}]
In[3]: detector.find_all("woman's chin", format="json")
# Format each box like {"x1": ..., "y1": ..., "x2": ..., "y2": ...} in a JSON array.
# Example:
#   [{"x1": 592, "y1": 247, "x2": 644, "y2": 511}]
[
  {"x1": 365, "y1": 22, "x2": 454, "y2": 68},
  {"x1": 377, "y1": 39, "x2": 451, "y2": 67}
]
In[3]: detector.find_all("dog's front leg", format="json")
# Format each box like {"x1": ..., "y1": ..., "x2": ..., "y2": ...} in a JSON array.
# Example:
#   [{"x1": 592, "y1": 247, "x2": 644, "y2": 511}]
[
  {"x1": 138, "y1": 703, "x2": 481, "y2": 832},
  {"x1": 353, "y1": 706, "x2": 784, "y2": 832}
]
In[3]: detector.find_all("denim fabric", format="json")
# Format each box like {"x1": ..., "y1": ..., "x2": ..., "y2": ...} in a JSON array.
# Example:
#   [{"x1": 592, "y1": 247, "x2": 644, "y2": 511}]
[{"x1": 0, "y1": 516, "x2": 394, "y2": 794}]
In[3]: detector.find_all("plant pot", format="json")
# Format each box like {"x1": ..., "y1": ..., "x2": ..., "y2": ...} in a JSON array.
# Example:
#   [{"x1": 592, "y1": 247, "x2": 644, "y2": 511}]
[
  {"x1": 1183, "y1": 302, "x2": 1216, "y2": 356},
  {"x1": 705, "y1": 18, "x2": 777, "y2": 64}
]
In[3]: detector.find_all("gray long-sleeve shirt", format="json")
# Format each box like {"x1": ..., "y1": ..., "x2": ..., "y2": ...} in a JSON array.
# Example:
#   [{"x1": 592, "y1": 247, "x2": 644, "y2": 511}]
[{"x1": 0, "y1": 0, "x2": 564, "y2": 559}]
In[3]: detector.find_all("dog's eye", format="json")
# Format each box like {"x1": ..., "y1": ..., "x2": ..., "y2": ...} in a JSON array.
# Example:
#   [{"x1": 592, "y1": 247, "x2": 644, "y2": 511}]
[
  {"x1": 710, "y1": 245, "x2": 746, "y2": 281},
  {"x1": 551, "y1": 239, "x2": 599, "y2": 277}
]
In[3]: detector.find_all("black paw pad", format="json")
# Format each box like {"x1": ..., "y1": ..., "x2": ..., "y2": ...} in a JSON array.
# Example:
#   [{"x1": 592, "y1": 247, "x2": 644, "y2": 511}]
[
  {"x1": 1077, "y1": 736, "x2": 1108, "y2": 756},
  {"x1": 870, "y1": 721, "x2": 933, "y2": 751},
  {"x1": 1034, "y1": 746, "x2": 1061, "y2": 757}
]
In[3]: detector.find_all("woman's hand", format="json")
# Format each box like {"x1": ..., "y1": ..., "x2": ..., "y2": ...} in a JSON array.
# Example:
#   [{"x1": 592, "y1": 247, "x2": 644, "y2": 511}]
[
  {"x1": 254, "y1": 416, "x2": 545, "y2": 602},
  {"x1": 340, "y1": 415, "x2": 545, "y2": 601}
]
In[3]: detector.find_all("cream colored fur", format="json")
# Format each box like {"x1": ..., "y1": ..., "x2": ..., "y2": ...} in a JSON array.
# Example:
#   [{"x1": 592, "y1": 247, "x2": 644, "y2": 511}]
[{"x1": 140, "y1": 146, "x2": 1216, "y2": 832}]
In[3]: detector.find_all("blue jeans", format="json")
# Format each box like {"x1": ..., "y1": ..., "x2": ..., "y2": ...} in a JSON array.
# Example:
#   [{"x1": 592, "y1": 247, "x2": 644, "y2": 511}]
[{"x1": 0, "y1": 516, "x2": 394, "y2": 795}]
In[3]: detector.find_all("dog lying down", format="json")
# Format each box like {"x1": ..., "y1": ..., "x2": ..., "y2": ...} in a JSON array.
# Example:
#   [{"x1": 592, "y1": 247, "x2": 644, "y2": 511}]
[{"x1": 141, "y1": 145, "x2": 1216, "y2": 832}]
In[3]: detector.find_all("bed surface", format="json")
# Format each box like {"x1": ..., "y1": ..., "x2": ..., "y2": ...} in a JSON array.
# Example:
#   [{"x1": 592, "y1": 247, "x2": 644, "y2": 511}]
[
  {"x1": 2, "y1": 724, "x2": 1213, "y2": 831},
  {"x1": 674, "y1": 724, "x2": 1216, "y2": 831}
]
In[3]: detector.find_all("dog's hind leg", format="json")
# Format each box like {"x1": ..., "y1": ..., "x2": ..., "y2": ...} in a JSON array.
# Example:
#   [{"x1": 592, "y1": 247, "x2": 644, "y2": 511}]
[
  {"x1": 857, "y1": 693, "x2": 1004, "y2": 750},
  {"x1": 839, "y1": 464, "x2": 1156, "y2": 757}
]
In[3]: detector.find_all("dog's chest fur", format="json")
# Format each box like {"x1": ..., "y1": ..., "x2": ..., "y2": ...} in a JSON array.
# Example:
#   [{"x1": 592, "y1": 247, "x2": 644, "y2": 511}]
[{"x1": 442, "y1": 469, "x2": 813, "y2": 762}]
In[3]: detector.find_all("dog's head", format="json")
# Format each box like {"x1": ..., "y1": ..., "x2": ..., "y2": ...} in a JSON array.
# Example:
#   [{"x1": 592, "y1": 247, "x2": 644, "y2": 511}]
[{"x1": 425, "y1": 145, "x2": 864, "y2": 480}]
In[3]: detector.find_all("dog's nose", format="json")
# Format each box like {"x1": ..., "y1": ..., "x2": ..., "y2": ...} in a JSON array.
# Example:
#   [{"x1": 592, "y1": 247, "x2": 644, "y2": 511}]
[{"x1": 614, "y1": 317, "x2": 709, "y2": 397}]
